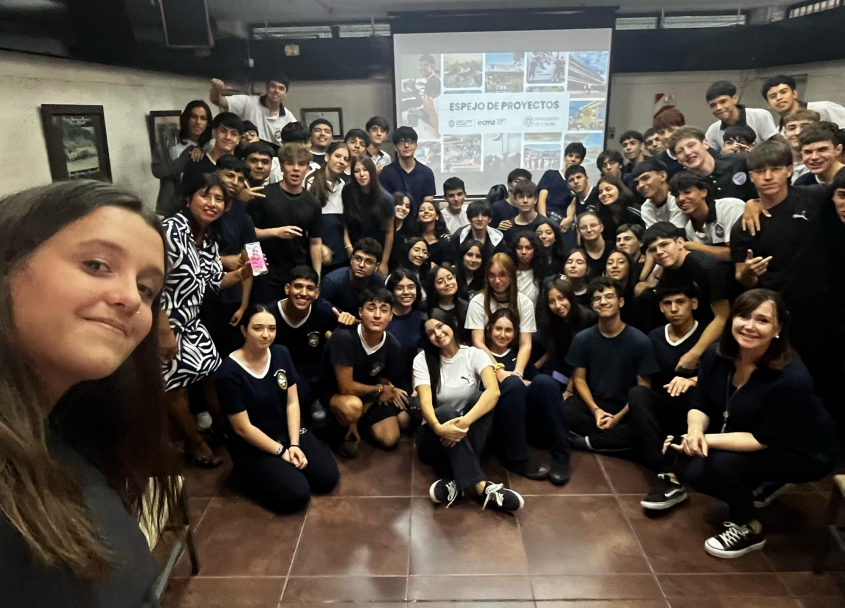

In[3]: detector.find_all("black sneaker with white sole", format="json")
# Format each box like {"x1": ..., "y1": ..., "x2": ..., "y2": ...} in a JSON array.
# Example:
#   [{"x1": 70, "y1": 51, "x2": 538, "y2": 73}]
[
  {"x1": 429, "y1": 479, "x2": 459, "y2": 507},
  {"x1": 640, "y1": 473, "x2": 688, "y2": 511},
  {"x1": 481, "y1": 482, "x2": 524, "y2": 512},
  {"x1": 752, "y1": 482, "x2": 793, "y2": 508},
  {"x1": 704, "y1": 522, "x2": 766, "y2": 559}
]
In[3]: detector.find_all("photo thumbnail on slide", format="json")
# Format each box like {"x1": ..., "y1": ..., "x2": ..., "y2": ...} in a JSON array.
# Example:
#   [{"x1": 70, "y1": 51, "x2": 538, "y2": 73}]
[{"x1": 393, "y1": 29, "x2": 611, "y2": 194}]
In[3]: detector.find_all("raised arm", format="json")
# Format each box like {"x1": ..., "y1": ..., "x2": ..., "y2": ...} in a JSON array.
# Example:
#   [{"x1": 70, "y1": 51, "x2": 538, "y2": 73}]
[{"x1": 210, "y1": 78, "x2": 229, "y2": 110}]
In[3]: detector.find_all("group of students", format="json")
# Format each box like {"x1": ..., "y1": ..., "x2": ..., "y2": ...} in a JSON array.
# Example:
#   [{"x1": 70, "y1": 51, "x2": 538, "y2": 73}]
[{"x1": 144, "y1": 72, "x2": 845, "y2": 561}]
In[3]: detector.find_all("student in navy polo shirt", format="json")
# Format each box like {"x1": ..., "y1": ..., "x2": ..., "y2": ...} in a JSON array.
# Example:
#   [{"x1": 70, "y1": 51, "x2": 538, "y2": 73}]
[
  {"x1": 644, "y1": 127, "x2": 665, "y2": 157},
  {"x1": 704, "y1": 80, "x2": 778, "y2": 150},
  {"x1": 629, "y1": 283, "x2": 704, "y2": 512},
  {"x1": 320, "y1": 238, "x2": 386, "y2": 315},
  {"x1": 668, "y1": 127, "x2": 757, "y2": 201},
  {"x1": 491, "y1": 168, "x2": 532, "y2": 232},
  {"x1": 272, "y1": 266, "x2": 357, "y2": 423},
  {"x1": 181, "y1": 112, "x2": 244, "y2": 198},
  {"x1": 565, "y1": 165, "x2": 601, "y2": 218},
  {"x1": 379, "y1": 126, "x2": 436, "y2": 212},
  {"x1": 216, "y1": 304, "x2": 339, "y2": 514},
  {"x1": 537, "y1": 142, "x2": 585, "y2": 224},
  {"x1": 620, "y1": 130, "x2": 648, "y2": 174},
  {"x1": 319, "y1": 288, "x2": 410, "y2": 459}
]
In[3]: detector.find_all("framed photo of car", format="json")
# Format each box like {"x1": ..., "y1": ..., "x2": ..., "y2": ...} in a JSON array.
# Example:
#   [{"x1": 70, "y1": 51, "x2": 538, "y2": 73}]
[{"x1": 40, "y1": 104, "x2": 112, "y2": 182}]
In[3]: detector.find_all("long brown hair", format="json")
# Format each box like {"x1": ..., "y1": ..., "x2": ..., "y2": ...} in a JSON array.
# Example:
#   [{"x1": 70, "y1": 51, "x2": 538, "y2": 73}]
[
  {"x1": 0, "y1": 180, "x2": 178, "y2": 578},
  {"x1": 308, "y1": 141, "x2": 349, "y2": 207},
  {"x1": 483, "y1": 253, "x2": 520, "y2": 321},
  {"x1": 343, "y1": 156, "x2": 394, "y2": 232},
  {"x1": 717, "y1": 288, "x2": 795, "y2": 370}
]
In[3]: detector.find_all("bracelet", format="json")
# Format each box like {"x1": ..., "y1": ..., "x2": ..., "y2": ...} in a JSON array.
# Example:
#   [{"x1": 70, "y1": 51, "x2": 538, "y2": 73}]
[
  {"x1": 288, "y1": 444, "x2": 300, "y2": 449},
  {"x1": 274, "y1": 443, "x2": 284, "y2": 456}
]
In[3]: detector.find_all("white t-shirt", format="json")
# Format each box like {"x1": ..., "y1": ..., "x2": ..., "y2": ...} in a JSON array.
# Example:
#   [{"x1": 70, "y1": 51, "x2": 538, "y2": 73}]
[
  {"x1": 368, "y1": 149, "x2": 392, "y2": 169},
  {"x1": 443, "y1": 204, "x2": 469, "y2": 234},
  {"x1": 641, "y1": 193, "x2": 686, "y2": 229},
  {"x1": 464, "y1": 292, "x2": 537, "y2": 333},
  {"x1": 412, "y1": 346, "x2": 492, "y2": 413},
  {"x1": 684, "y1": 197, "x2": 745, "y2": 246},
  {"x1": 516, "y1": 269, "x2": 540, "y2": 306},
  {"x1": 225, "y1": 95, "x2": 297, "y2": 147},
  {"x1": 704, "y1": 107, "x2": 779, "y2": 149},
  {"x1": 304, "y1": 172, "x2": 344, "y2": 214}
]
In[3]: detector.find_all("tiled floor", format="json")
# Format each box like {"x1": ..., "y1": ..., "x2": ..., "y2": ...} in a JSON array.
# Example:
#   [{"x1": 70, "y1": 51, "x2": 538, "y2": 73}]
[{"x1": 162, "y1": 439, "x2": 845, "y2": 608}]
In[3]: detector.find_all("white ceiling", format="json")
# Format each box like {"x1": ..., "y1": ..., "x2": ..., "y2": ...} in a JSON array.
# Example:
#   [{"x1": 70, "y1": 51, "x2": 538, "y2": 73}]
[
  {"x1": 208, "y1": 0, "x2": 795, "y2": 24},
  {"x1": 208, "y1": 0, "x2": 792, "y2": 24}
]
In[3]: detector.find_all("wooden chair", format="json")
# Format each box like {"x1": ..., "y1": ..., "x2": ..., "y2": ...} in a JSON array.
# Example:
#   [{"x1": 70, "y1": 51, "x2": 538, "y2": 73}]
[
  {"x1": 139, "y1": 476, "x2": 200, "y2": 599},
  {"x1": 814, "y1": 474, "x2": 845, "y2": 573}
]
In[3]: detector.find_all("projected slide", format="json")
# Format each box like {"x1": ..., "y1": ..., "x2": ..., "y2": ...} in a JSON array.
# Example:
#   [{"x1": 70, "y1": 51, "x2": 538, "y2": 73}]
[{"x1": 394, "y1": 29, "x2": 611, "y2": 194}]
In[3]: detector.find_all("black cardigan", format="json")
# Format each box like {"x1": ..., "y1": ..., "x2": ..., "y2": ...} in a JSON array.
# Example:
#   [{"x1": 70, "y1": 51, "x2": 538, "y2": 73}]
[{"x1": 690, "y1": 347, "x2": 838, "y2": 465}]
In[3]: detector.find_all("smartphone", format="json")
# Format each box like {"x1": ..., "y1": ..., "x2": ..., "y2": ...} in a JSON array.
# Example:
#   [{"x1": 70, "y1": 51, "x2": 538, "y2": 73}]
[{"x1": 244, "y1": 242, "x2": 268, "y2": 276}]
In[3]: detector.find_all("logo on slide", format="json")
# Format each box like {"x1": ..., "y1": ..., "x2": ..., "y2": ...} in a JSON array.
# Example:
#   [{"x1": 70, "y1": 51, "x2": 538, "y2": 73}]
[{"x1": 523, "y1": 116, "x2": 535, "y2": 127}]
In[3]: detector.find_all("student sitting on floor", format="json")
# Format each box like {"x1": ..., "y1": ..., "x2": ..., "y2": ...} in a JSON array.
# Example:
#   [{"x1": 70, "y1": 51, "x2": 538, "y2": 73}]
[
  {"x1": 671, "y1": 289, "x2": 837, "y2": 559},
  {"x1": 216, "y1": 304, "x2": 340, "y2": 513},
  {"x1": 415, "y1": 309, "x2": 525, "y2": 512}
]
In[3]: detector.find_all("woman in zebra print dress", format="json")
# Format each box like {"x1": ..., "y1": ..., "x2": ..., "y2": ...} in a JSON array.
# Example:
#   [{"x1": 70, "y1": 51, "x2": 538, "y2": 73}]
[{"x1": 161, "y1": 174, "x2": 252, "y2": 467}]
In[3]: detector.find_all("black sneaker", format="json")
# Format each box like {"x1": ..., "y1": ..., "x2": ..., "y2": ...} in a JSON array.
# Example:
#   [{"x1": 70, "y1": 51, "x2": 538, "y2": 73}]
[
  {"x1": 704, "y1": 522, "x2": 766, "y2": 559},
  {"x1": 505, "y1": 458, "x2": 550, "y2": 481},
  {"x1": 641, "y1": 473, "x2": 688, "y2": 511},
  {"x1": 337, "y1": 436, "x2": 359, "y2": 459},
  {"x1": 569, "y1": 432, "x2": 591, "y2": 451},
  {"x1": 481, "y1": 482, "x2": 524, "y2": 512},
  {"x1": 429, "y1": 479, "x2": 458, "y2": 507},
  {"x1": 752, "y1": 482, "x2": 793, "y2": 508},
  {"x1": 310, "y1": 400, "x2": 328, "y2": 424}
]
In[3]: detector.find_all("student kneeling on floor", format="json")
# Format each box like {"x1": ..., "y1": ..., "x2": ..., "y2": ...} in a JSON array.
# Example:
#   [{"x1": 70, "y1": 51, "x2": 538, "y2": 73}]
[{"x1": 215, "y1": 304, "x2": 339, "y2": 513}]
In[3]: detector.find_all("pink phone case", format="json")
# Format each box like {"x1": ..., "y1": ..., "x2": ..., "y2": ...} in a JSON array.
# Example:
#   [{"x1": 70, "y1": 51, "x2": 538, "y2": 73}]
[{"x1": 245, "y1": 242, "x2": 268, "y2": 276}]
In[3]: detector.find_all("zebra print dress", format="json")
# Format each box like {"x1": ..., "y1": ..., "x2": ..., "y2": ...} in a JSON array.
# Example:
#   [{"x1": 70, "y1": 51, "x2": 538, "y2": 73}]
[{"x1": 161, "y1": 212, "x2": 225, "y2": 391}]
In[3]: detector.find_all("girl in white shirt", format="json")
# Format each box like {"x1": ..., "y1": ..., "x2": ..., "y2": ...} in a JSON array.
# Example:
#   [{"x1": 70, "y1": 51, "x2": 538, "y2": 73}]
[
  {"x1": 414, "y1": 310, "x2": 524, "y2": 512},
  {"x1": 306, "y1": 142, "x2": 350, "y2": 271}
]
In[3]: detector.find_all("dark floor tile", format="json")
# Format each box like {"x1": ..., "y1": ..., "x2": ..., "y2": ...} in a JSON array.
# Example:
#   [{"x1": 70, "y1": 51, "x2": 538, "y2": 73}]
[
  {"x1": 407, "y1": 575, "x2": 532, "y2": 600},
  {"x1": 540, "y1": 602, "x2": 669, "y2": 608},
  {"x1": 800, "y1": 597, "x2": 845, "y2": 608},
  {"x1": 531, "y1": 574, "x2": 662, "y2": 600},
  {"x1": 187, "y1": 497, "x2": 211, "y2": 524},
  {"x1": 162, "y1": 577, "x2": 284, "y2": 608},
  {"x1": 668, "y1": 599, "x2": 803, "y2": 608},
  {"x1": 409, "y1": 496, "x2": 529, "y2": 575},
  {"x1": 279, "y1": 602, "x2": 405, "y2": 608},
  {"x1": 780, "y1": 571, "x2": 845, "y2": 596},
  {"x1": 658, "y1": 573, "x2": 790, "y2": 597},
  {"x1": 414, "y1": 603, "x2": 533, "y2": 608},
  {"x1": 519, "y1": 495, "x2": 649, "y2": 575},
  {"x1": 174, "y1": 497, "x2": 305, "y2": 577},
  {"x1": 282, "y1": 576, "x2": 407, "y2": 601},
  {"x1": 757, "y1": 492, "x2": 845, "y2": 572},
  {"x1": 507, "y1": 451, "x2": 612, "y2": 496},
  {"x1": 619, "y1": 494, "x2": 773, "y2": 574},
  {"x1": 290, "y1": 497, "x2": 410, "y2": 576},
  {"x1": 180, "y1": 451, "x2": 233, "y2": 499},
  {"x1": 598, "y1": 454, "x2": 658, "y2": 495},
  {"x1": 332, "y1": 438, "x2": 413, "y2": 497}
]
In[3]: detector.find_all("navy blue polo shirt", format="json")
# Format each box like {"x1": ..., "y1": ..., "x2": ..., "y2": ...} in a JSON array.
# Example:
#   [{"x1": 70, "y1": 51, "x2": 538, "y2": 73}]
[
  {"x1": 379, "y1": 159, "x2": 436, "y2": 211},
  {"x1": 537, "y1": 169, "x2": 573, "y2": 219}
]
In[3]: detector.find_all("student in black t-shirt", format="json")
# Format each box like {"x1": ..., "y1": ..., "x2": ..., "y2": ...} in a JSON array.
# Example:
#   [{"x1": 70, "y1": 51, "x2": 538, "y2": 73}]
[
  {"x1": 506, "y1": 180, "x2": 548, "y2": 247},
  {"x1": 457, "y1": 238, "x2": 487, "y2": 300},
  {"x1": 308, "y1": 118, "x2": 333, "y2": 168},
  {"x1": 319, "y1": 288, "x2": 410, "y2": 458},
  {"x1": 426, "y1": 264, "x2": 470, "y2": 341},
  {"x1": 628, "y1": 284, "x2": 704, "y2": 512},
  {"x1": 535, "y1": 218, "x2": 567, "y2": 274},
  {"x1": 668, "y1": 127, "x2": 757, "y2": 201},
  {"x1": 344, "y1": 128, "x2": 371, "y2": 167},
  {"x1": 491, "y1": 168, "x2": 532, "y2": 232},
  {"x1": 620, "y1": 130, "x2": 648, "y2": 172},
  {"x1": 320, "y1": 238, "x2": 386, "y2": 315},
  {"x1": 450, "y1": 199, "x2": 507, "y2": 262},
  {"x1": 272, "y1": 266, "x2": 356, "y2": 422},
  {"x1": 386, "y1": 269, "x2": 426, "y2": 394},
  {"x1": 248, "y1": 143, "x2": 323, "y2": 300},
  {"x1": 241, "y1": 141, "x2": 274, "y2": 191},
  {"x1": 672, "y1": 290, "x2": 836, "y2": 559},
  {"x1": 644, "y1": 127, "x2": 665, "y2": 157},
  {"x1": 343, "y1": 156, "x2": 395, "y2": 274},
  {"x1": 537, "y1": 142, "x2": 585, "y2": 224},
  {"x1": 563, "y1": 277, "x2": 659, "y2": 452},
  {"x1": 577, "y1": 210, "x2": 611, "y2": 280},
  {"x1": 731, "y1": 140, "x2": 845, "y2": 431},
  {"x1": 216, "y1": 304, "x2": 339, "y2": 513},
  {"x1": 562, "y1": 248, "x2": 592, "y2": 308},
  {"x1": 595, "y1": 174, "x2": 643, "y2": 244},
  {"x1": 411, "y1": 200, "x2": 452, "y2": 267},
  {"x1": 565, "y1": 165, "x2": 601, "y2": 228},
  {"x1": 181, "y1": 112, "x2": 244, "y2": 198},
  {"x1": 644, "y1": 222, "x2": 732, "y2": 373}
]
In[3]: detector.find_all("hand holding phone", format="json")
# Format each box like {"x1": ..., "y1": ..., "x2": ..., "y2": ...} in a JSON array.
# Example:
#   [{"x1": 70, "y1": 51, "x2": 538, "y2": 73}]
[{"x1": 244, "y1": 242, "x2": 268, "y2": 276}]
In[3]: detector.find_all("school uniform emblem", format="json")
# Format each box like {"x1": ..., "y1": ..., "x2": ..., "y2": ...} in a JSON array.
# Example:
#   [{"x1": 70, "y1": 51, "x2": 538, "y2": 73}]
[
  {"x1": 715, "y1": 224, "x2": 725, "y2": 239},
  {"x1": 732, "y1": 172, "x2": 747, "y2": 185},
  {"x1": 370, "y1": 362, "x2": 384, "y2": 377},
  {"x1": 307, "y1": 331, "x2": 320, "y2": 347},
  {"x1": 275, "y1": 369, "x2": 288, "y2": 390}
]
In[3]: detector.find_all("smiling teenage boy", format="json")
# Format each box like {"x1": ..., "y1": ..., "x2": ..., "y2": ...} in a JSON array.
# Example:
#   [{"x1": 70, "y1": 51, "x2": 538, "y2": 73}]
[
  {"x1": 210, "y1": 75, "x2": 297, "y2": 148},
  {"x1": 703, "y1": 80, "x2": 778, "y2": 150},
  {"x1": 181, "y1": 112, "x2": 244, "y2": 197}
]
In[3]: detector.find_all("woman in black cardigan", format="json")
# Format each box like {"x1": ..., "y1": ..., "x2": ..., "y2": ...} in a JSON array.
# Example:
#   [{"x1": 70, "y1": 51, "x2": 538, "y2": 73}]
[{"x1": 669, "y1": 289, "x2": 837, "y2": 559}]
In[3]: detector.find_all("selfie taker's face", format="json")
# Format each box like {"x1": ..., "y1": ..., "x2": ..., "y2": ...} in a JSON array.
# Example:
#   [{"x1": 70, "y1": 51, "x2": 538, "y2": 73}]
[{"x1": 10, "y1": 207, "x2": 164, "y2": 385}]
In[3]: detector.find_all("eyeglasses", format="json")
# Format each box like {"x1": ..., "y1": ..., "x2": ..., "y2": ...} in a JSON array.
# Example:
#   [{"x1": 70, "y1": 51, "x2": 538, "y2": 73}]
[
  {"x1": 591, "y1": 293, "x2": 618, "y2": 304},
  {"x1": 352, "y1": 255, "x2": 376, "y2": 266}
]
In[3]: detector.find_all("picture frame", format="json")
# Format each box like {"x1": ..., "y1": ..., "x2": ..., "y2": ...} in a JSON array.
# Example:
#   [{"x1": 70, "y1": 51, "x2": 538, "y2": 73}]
[
  {"x1": 146, "y1": 110, "x2": 183, "y2": 160},
  {"x1": 40, "y1": 104, "x2": 112, "y2": 182},
  {"x1": 300, "y1": 107, "x2": 344, "y2": 138}
]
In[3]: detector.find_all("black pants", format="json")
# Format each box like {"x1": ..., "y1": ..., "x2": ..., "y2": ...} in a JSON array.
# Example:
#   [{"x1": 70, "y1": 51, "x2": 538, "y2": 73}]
[
  {"x1": 494, "y1": 375, "x2": 571, "y2": 465},
  {"x1": 200, "y1": 298, "x2": 243, "y2": 358},
  {"x1": 563, "y1": 392, "x2": 638, "y2": 451},
  {"x1": 229, "y1": 429, "x2": 339, "y2": 513},
  {"x1": 683, "y1": 448, "x2": 833, "y2": 524},
  {"x1": 626, "y1": 385, "x2": 690, "y2": 472},
  {"x1": 418, "y1": 404, "x2": 493, "y2": 492}
]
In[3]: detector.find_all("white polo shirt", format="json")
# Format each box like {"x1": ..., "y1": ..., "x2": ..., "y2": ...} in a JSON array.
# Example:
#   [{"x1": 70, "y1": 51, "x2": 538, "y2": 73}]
[
  {"x1": 226, "y1": 95, "x2": 297, "y2": 147},
  {"x1": 641, "y1": 193, "x2": 686, "y2": 229},
  {"x1": 705, "y1": 107, "x2": 779, "y2": 149},
  {"x1": 684, "y1": 197, "x2": 745, "y2": 246}
]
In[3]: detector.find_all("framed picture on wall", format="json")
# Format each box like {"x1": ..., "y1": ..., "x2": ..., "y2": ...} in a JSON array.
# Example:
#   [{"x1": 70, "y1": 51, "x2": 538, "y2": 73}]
[
  {"x1": 40, "y1": 104, "x2": 112, "y2": 182},
  {"x1": 300, "y1": 108, "x2": 344, "y2": 138},
  {"x1": 146, "y1": 110, "x2": 182, "y2": 160}
]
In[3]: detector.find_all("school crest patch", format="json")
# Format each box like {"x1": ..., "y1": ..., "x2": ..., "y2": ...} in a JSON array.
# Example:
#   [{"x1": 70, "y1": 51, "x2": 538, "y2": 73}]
[
  {"x1": 370, "y1": 362, "x2": 384, "y2": 377},
  {"x1": 275, "y1": 369, "x2": 288, "y2": 390},
  {"x1": 307, "y1": 331, "x2": 320, "y2": 347}
]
